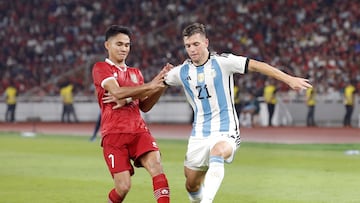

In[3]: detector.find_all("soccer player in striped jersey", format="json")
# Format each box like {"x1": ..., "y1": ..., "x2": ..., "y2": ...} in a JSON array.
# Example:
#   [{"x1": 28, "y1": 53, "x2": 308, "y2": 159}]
[{"x1": 164, "y1": 22, "x2": 312, "y2": 203}]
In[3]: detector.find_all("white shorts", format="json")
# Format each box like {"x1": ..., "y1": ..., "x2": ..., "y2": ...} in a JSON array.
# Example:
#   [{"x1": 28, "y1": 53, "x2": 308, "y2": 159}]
[{"x1": 184, "y1": 133, "x2": 241, "y2": 171}]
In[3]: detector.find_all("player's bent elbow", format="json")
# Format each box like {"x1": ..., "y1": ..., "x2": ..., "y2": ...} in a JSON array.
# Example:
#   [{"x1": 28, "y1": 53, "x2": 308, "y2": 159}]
[{"x1": 139, "y1": 104, "x2": 152, "y2": 113}]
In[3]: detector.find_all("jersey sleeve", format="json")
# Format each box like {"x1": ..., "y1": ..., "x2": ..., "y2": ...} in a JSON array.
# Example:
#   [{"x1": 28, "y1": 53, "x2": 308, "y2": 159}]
[
  {"x1": 164, "y1": 65, "x2": 182, "y2": 86},
  {"x1": 217, "y1": 53, "x2": 249, "y2": 74},
  {"x1": 92, "y1": 62, "x2": 114, "y2": 88}
]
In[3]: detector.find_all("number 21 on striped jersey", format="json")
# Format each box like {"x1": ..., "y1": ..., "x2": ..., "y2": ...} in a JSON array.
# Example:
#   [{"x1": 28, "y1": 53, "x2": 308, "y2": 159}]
[{"x1": 196, "y1": 84, "x2": 212, "y2": 99}]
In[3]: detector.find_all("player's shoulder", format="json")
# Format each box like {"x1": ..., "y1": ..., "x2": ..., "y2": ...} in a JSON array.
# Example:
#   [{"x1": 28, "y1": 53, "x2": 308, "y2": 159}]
[
  {"x1": 93, "y1": 61, "x2": 110, "y2": 69},
  {"x1": 212, "y1": 52, "x2": 249, "y2": 65},
  {"x1": 211, "y1": 52, "x2": 234, "y2": 58}
]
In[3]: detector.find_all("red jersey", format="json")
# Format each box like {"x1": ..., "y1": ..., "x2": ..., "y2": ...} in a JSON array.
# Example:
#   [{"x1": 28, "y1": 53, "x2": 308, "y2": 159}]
[{"x1": 92, "y1": 59, "x2": 149, "y2": 136}]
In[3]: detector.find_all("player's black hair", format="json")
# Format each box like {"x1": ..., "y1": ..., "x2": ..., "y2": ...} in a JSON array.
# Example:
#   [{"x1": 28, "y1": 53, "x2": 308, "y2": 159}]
[
  {"x1": 105, "y1": 25, "x2": 132, "y2": 41},
  {"x1": 182, "y1": 22, "x2": 206, "y2": 37}
]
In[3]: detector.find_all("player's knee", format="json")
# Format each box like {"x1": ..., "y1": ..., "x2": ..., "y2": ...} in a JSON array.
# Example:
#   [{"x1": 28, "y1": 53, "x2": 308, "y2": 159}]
[
  {"x1": 113, "y1": 174, "x2": 131, "y2": 195},
  {"x1": 211, "y1": 143, "x2": 232, "y2": 158},
  {"x1": 147, "y1": 162, "x2": 164, "y2": 176},
  {"x1": 142, "y1": 152, "x2": 164, "y2": 175},
  {"x1": 185, "y1": 181, "x2": 201, "y2": 192},
  {"x1": 115, "y1": 181, "x2": 131, "y2": 194}
]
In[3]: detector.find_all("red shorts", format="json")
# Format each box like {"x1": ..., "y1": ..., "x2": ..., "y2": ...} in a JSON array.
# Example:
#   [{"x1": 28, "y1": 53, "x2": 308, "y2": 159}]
[{"x1": 101, "y1": 131, "x2": 159, "y2": 176}]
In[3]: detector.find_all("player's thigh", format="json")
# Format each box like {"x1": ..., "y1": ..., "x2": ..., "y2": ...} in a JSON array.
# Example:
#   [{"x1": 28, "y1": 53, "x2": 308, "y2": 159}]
[
  {"x1": 184, "y1": 138, "x2": 210, "y2": 170},
  {"x1": 131, "y1": 132, "x2": 160, "y2": 168},
  {"x1": 210, "y1": 141, "x2": 233, "y2": 159},
  {"x1": 103, "y1": 142, "x2": 134, "y2": 176},
  {"x1": 210, "y1": 134, "x2": 240, "y2": 163},
  {"x1": 139, "y1": 150, "x2": 163, "y2": 176}
]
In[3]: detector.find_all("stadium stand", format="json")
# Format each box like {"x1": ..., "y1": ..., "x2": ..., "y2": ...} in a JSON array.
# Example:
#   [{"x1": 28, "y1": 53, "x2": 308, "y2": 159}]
[{"x1": 0, "y1": 0, "x2": 359, "y2": 100}]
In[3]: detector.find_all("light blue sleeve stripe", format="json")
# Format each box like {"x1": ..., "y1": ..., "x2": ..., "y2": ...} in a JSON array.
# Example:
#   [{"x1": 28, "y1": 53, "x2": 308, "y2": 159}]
[{"x1": 212, "y1": 59, "x2": 230, "y2": 132}]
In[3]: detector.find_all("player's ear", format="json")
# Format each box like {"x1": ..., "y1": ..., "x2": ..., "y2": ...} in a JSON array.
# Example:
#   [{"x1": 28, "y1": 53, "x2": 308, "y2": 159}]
[{"x1": 104, "y1": 41, "x2": 109, "y2": 50}]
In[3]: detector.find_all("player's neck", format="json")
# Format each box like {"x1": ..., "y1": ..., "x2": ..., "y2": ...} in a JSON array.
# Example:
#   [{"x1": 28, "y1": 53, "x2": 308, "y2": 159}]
[
  {"x1": 114, "y1": 61, "x2": 126, "y2": 68},
  {"x1": 194, "y1": 51, "x2": 210, "y2": 67},
  {"x1": 109, "y1": 58, "x2": 126, "y2": 67}
]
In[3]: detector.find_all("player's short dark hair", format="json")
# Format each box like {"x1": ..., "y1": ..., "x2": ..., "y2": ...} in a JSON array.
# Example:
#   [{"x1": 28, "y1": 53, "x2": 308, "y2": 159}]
[
  {"x1": 105, "y1": 25, "x2": 132, "y2": 41},
  {"x1": 182, "y1": 22, "x2": 206, "y2": 38}
]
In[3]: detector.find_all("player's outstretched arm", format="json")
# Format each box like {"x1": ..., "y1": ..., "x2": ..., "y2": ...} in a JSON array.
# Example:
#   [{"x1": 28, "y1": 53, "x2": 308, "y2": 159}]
[
  {"x1": 103, "y1": 75, "x2": 165, "y2": 101},
  {"x1": 248, "y1": 59, "x2": 312, "y2": 90},
  {"x1": 139, "y1": 63, "x2": 173, "y2": 112}
]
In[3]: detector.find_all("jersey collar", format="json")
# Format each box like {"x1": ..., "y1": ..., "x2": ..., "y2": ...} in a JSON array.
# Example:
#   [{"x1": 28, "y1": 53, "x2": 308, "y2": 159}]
[
  {"x1": 190, "y1": 52, "x2": 211, "y2": 67},
  {"x1": 105, "y1": 58, "x2": 127, "y2": 72}
]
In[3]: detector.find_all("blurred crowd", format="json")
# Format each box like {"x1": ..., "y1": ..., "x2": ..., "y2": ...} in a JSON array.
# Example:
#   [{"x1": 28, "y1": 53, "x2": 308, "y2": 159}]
[{"x1": 1, "y1": 0, "x2": 359, "y2": 100}]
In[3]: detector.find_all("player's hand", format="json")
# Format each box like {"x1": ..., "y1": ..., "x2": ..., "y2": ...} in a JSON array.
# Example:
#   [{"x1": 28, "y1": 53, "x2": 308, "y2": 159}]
[
  {"x1": 147, "y1": 77, "x2": 165, "y2": 89},
  {"x1": 154, "y1": 63, "x2": 173, "y2": 82},
  {"x1": 149, "y1": 69, "x2": 168, "y2": 89},
  {"x1": 162, "y1": 63, "x2": 173, "y2": 73},
  {"x1": 288, "y1": 77, "x2": 312, "y2": 91},
  {"x1": 161, "y1": 63, "x2": 173, "y2": 82},
  {"x1": 102, "y1": 93, "x2": 126, "y2": 109}
]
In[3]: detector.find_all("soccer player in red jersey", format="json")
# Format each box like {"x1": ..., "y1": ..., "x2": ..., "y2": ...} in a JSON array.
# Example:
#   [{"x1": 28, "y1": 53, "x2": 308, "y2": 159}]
[{"x1": 92, "y1": 25, "x2": 171, "y2": 203}]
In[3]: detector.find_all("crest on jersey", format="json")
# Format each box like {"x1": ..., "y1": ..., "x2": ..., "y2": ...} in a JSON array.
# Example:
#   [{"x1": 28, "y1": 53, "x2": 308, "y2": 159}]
[
  {"x1": 198, "y1": 73, "x2": 205, "y2": 82},
  {"x1": 113, "y1": 72, "x2": 118, "y2": 78},
  {"x1": 130, "y1": 73, "x2": 138, "y2": 83}
]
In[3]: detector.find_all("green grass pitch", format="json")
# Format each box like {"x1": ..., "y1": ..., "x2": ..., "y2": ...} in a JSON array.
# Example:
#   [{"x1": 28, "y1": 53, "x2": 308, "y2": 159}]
[{"x1": 1, "y1": 132, "x2": 360, "y2": 203}]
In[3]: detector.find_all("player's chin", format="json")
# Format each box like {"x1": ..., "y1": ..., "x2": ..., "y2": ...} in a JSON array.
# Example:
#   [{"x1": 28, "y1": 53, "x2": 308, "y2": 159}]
[{"x1": 190, "y1": 57, "x2": 200, "y2": 63}]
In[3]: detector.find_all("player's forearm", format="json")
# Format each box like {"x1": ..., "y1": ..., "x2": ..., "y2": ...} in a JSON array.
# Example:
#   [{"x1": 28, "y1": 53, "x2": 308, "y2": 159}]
[
  {"x1": 110, "y1": 83, "x2": 155, "y2": 100},
  {"x1": 249, "y1": 60, "x2": 293, "y2": 86},
  {"x1": 139, "y1": 87, "x2": 167, "y2": 112}
]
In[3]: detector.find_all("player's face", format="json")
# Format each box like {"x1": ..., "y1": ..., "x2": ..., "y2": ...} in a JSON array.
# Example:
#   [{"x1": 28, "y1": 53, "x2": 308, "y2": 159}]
[
  {"x1": 183, "y1": 33, "x2": 209, "y2": 66},
  {"x1": 105, "y1": 33, "x2": 130, "y2": 64}
]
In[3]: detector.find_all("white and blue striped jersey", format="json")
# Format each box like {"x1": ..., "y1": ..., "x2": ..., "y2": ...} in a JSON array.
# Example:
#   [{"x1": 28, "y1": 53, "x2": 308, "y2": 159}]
[{"x1": 165, "y1": 53, "x2": 249, "y2": 138}]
